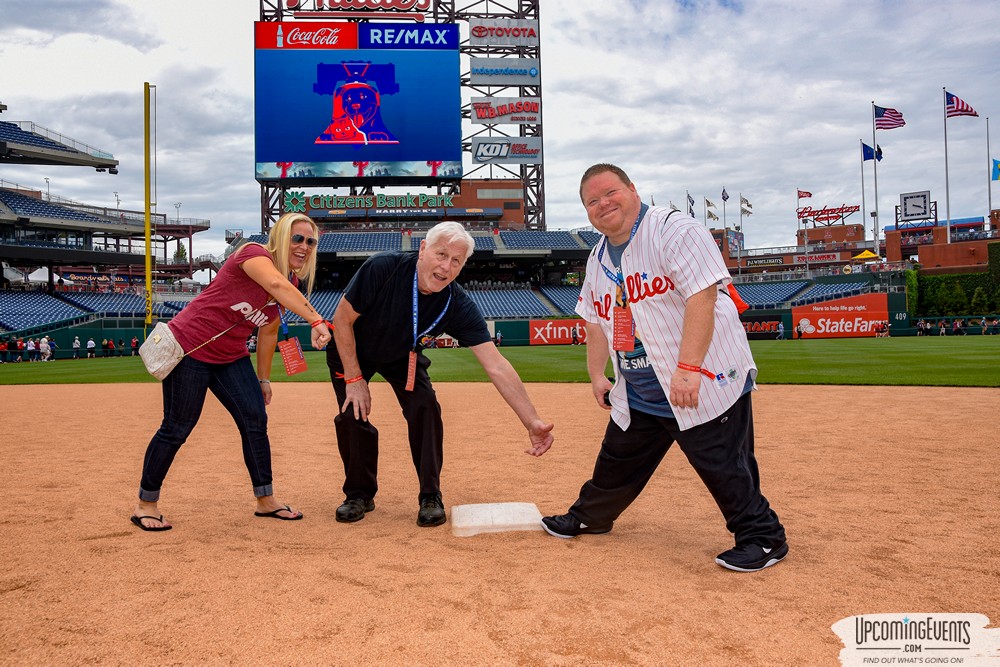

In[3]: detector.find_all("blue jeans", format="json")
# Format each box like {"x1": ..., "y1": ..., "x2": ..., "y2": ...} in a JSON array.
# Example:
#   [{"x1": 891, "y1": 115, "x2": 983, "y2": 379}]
[{"x1": 138, "y1": 355, "x2": 274, "y2": 502}]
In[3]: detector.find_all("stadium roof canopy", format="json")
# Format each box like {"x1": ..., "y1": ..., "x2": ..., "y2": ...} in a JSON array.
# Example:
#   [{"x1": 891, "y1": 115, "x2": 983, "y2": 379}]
[{"x1": 0, "y1": 120, "x2": 118, "y2": 171}]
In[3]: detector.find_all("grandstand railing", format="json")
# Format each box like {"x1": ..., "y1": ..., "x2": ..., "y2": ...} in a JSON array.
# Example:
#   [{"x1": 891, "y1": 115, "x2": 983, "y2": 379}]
[{"x1": 12, "y1": 121, "x2": 114, "y2": 159}]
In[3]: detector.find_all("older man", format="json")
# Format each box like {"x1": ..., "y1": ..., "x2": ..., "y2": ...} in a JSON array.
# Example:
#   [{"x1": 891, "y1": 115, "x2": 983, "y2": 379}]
[
  {"x1": 541, "y1": 164, "x2": 787, "y2": 572},
  {"x1": 327, "y1": 221, "x2": 554, "y2": 527}
]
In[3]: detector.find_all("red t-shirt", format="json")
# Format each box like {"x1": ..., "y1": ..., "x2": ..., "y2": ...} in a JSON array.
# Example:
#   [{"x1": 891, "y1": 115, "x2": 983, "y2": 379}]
[{"x1": 170, "y1": 244, "x2": 293, "y2": 364}]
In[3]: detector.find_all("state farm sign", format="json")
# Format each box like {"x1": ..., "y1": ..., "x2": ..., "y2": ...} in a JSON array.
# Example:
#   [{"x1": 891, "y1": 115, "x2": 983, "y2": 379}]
[
  {"x1": 469, "y1": 19, "x2": 539, "y2": 46},
  {"x1": 792, "y1": 293, "x2": 888, "y2": 338},
  {"x1": 470, "y1": 97, "x2": 541, "y2": 125}
]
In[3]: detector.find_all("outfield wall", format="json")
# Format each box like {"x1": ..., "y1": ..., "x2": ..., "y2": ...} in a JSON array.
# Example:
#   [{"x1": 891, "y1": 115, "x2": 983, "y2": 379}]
[{"x1": 4, "y1": 292, "x2": 937, "y2": 361}]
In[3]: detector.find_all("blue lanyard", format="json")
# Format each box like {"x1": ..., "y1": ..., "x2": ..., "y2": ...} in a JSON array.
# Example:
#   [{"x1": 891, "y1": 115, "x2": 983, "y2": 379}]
[
  {"x1": 279, "y1": 306, "x2": 290, "y2": 339},
  {"x1": 412, "y1": 271, "x2": 452, "y2": 350},
  {"x1": 596, "y1": 203, "x2": 648, "y2": 287}
]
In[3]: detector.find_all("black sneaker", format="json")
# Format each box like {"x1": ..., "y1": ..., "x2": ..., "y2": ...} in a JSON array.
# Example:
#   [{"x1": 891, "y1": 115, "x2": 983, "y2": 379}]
[
  {"x1": 335, "y1": 498, "x2": 375, "y2": 523},
  {"x1": 417, "y1": 494, "x2": 446, "y2": 527},
  {"x1": 541, "y1": 513, "x2": 613, "y2": 538},
  {"x1": 715, "y1": 542, "x2": 788, "y2": 572}
]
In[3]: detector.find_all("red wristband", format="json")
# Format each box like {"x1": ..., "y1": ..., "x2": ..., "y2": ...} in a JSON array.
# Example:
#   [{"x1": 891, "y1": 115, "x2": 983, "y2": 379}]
[
  {"x1": 344, "y1": 375, "x2": 364, "y2": 384},
  {"x1": 310, "y1": 319, "x2": 329, "y2": 329},
  {"x1": 677, "y1": 362, "x2": 716, "y2": 379}
]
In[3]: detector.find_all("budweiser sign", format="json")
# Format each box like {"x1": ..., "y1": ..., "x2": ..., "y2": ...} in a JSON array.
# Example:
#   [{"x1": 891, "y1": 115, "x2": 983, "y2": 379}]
[
  {"x1": 796, "y1": 204, "x2": 860, "y2": 221},
  {"x1": 285, "y1": 0, "x2": 431, "y2": 9},
  {"x1": 286, "y1": 26, "x2": 343, "y2": 45}
]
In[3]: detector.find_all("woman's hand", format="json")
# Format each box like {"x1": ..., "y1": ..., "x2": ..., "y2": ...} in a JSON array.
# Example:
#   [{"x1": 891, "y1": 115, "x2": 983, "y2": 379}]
[
  {"x1": 310, "y1": 322, "x2": 332, "y2": 350},
  {"x1": 260, "y1": 380, "x2": 273, "y2": 406}
]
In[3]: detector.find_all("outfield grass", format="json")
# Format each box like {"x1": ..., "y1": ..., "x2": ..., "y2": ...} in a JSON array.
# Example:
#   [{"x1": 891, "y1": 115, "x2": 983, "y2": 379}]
[{"x1": 1, "y1": 336, "x2": 998, "y2": 387}]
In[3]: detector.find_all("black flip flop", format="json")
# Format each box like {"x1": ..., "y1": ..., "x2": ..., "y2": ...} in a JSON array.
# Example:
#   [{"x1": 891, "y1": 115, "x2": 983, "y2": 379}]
[
  {"x1": 254, "y1": 505, "x2": 303, "y2": 520},
  {"x1": 131, "y1": 514, "x2": 172, "y2": 531}
]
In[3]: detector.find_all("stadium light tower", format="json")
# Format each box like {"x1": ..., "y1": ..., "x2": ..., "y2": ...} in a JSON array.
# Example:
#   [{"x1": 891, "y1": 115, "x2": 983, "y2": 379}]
[{"x1": 174, "y1": 202, "x2": 181, "y2": 222}]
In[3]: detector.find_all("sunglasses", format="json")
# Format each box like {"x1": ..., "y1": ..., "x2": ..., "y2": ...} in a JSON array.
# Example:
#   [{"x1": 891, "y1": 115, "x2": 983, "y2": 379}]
[{"x1": 291, "y1": 234, "x2": 318, "y2": 247}]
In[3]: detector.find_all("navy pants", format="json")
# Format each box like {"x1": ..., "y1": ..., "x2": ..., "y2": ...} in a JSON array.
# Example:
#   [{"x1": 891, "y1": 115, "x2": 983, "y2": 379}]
[
  {"x1": 570, "y1": 393, "x2": 785, "y2": 548},
  {"x1": 138, "y1": 355, "x2": 273, "y2": 502},
  {"x1": 327, "y1": 346, "x2": 444, "y2": 502}
]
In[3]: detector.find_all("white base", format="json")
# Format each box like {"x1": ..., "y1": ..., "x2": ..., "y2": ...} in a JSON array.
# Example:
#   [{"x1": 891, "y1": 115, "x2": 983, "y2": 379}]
[{"x1": 450, "y1": 502, "x2": 544, "y2": 537}]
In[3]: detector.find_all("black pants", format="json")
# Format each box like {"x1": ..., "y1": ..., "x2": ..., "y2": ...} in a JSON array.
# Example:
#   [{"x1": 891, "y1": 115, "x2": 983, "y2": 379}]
[
  {"x1": 327, "y1": 346, "x2": 443, "y2": 502},
  {"x1": 569, "y1": 393, "x2": 785, "y2": 548}
]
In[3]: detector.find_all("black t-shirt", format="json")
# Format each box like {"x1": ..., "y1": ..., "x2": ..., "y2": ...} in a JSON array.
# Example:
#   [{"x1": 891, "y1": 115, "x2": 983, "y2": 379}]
[{"x1": 339, "y1": 252, "x2": 491, "y2": 365}]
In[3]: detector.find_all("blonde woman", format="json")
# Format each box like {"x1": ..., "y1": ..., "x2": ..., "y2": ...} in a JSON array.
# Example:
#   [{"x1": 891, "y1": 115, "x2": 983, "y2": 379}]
[{"x1": 131, "y1": 213, "x2": 331, "y2": 531}]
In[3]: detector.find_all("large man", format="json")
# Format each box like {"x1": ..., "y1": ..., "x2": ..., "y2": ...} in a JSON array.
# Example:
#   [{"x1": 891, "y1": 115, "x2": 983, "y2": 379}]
[
  {"x1": 541, "y1": 164, "x2": 787, "y2": 572},
  {"x1": 328, "y1": 221, "x2": 554, "y2": 527}
]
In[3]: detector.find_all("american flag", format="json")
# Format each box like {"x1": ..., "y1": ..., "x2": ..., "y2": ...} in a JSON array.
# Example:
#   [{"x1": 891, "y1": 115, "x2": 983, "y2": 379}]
[
  {"x1": 798, "y1": 189, "x2": 812, "y2": 198},
  {"x1": 874, "y1": 105, "x2": 906, "y2": 130},
  {"x1": 945, "y1": 91, "x2": 978, "y2": 118}
]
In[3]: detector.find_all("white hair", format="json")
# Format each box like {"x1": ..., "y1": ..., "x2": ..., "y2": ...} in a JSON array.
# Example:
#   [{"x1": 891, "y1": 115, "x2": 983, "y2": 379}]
[{"x1": 425, "y1": 221, "x2": 475, "y2": 260}]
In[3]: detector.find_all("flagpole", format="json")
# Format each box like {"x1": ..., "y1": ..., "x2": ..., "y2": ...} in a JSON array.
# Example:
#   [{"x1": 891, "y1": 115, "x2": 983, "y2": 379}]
[
  {"x1": 722, "y1": 190, "x2": 727, "y2": 229},
  {"x1": 943, "y1": 87, "x2": 952, "y2": 243},
  {"x1": 987, "y1": 116, "x2": 992, "y2": 223},
  {"x1": 871, "y1": 101, "x2": 880, "y2": 256},
  {"x1": 860, "y1": 140, "x2": 867, "y2": 234},
  {"x1": 738, "y1": 193, "x2": 743, "y2": 276},
  {"x1": 797, "y1": 191, "x2": 810, "y2": 276}
]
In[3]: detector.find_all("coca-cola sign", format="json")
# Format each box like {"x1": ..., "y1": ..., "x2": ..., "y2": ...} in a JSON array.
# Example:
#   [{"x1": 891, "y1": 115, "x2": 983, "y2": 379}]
[
  {"x1": 255, "y1": 22, "x2": 358, "y2": 49},
  {"x1": 287, "y1": 26, "x2": 344, "y2": 46}
]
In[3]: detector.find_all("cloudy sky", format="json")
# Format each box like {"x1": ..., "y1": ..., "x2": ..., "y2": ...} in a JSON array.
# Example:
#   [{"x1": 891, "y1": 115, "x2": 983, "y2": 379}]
[{"x1": 2, "y1": 0, "x2": 998, "y2": 274}]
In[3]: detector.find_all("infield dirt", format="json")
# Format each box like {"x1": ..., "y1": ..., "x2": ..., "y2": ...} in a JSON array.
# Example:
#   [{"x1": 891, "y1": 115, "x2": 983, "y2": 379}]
[{"x1": 1, "y1": 383, "x2": 997, "y2": 665}]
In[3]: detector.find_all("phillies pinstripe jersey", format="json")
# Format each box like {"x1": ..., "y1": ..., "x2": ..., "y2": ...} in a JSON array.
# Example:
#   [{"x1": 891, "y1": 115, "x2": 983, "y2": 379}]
[{"x1": 576, "y1": 206, "x2": 757, "y2": 430}]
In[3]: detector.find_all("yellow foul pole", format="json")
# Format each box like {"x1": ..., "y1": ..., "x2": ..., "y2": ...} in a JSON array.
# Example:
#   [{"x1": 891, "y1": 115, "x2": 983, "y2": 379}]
[{"x1": 144, "y1": 82, "x2": 153, "y2": 330}]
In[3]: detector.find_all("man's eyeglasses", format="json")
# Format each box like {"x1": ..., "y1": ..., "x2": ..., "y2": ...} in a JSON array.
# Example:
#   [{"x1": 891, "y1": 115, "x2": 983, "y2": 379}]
[{"x1": 291, "y1": 234, "x2": 318, "y2": 247}]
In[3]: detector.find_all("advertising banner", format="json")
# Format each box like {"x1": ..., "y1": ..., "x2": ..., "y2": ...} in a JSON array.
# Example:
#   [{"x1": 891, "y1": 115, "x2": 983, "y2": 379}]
[
  {"x1": 469, "y1": 58, "x2": 540, "y2": 86},
  {"x1": 740, "y1": 313, "x2": 783, "y2": 340},
  {"x1": 792, "y1": 253, "x2": 842, "y2": 264},
  {"x1": 254, "y1": 22, "x2": 461, "y2": 182},
  {"x1": 470, "y1": 97, "x2": 541, "y2": 125},
  {"x1": 791, "y1": 293, "x2": 889, "y2": 338},
  {"x1": 468, "y1": 19, "x2": 539, "y2": 46},
  {"x1": 529, "y1": 319, "x2": 586, "y2": 345},
  {"x1": 471, "y1": 137, "x2": 543, "y2": 164},
  {"x1": 745, "y1": 257, "x2": 784, "y2": 267}
]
